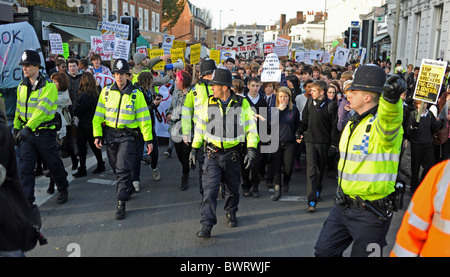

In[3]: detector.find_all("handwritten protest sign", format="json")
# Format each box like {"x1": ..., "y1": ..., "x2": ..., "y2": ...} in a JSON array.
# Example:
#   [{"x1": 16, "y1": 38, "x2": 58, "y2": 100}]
[
  {"x1": 113, "y1": 38, "x2": 131, "y2": 60},
  {"x1": 90, "y1": 36, "x2": 112, "y2": 61},
  {"x1": 148, "y1": 49, "x2": 165, "y2": 71},
  {"x1": 49, "y1": 33, "x2": 64, "y2": 54},
  {"x1": 94, "y1": 73, "x2": 114, "y2": 88},
  {"x1": 170, "y1": 48, "x2": 185, "y2": 66},
  {"x1": 413, "y1": 59, "x2": 448, "y2": 104},
  {"x1": 261, "y1": 53, "x2": 281, "y2": 83},
  {"x1": 275, "y1": 37, "x2": 290, "y2": 47},
  {"x1": 173, "y1": 40, "x2": 186, "y2": 50},
  {"x1": 190, "y1": 44, "x2": 201, "y2": 64}
]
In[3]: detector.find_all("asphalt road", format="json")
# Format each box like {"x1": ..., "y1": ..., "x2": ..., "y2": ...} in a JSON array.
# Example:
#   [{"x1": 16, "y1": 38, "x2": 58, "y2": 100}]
[{"x1": 26, "y1": 138, "x2": 410, "y2": 258}]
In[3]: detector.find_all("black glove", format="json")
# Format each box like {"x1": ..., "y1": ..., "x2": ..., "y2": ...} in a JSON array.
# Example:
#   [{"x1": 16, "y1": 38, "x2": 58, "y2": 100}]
[
  {"x1": 16, "y1": 126, "x2": 32, "y2": 144},
  {"x1": 243, "y1": 147, "x2": 257, "y2": 170},
  {"x1": 412, "y1": 120, "x2": 420, "y2": 129},
  {"x1": 295, "y1": 130, "x2": 303, "y2": 141},
  {"x1": 189, "y1": 148, "x2": 199, "y2": 169},
  {"x1": 382, "y1": 75, "x2": 407, "y2": 104},
  {"x1": 328, "y1": 145, "x2": 337, "y2": 158}
]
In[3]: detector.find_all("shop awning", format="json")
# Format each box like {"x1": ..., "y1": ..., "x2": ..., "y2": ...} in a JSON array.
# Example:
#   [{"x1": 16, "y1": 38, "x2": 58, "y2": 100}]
[
  {"x1": 373, "y1": 34, "x2": 389, "y2": 45},
  {"x1": 137, "y1": 35, "x2": 151, "y2": 47},
  {"x1": 52, "y1": 24, "x2": 101, "y2": 43}
]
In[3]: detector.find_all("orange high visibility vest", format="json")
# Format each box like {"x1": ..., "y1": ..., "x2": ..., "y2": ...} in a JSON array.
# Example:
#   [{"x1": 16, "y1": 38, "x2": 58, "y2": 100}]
[{"x1": 391, "y1": 160, "x2": 450, "y2": 257}]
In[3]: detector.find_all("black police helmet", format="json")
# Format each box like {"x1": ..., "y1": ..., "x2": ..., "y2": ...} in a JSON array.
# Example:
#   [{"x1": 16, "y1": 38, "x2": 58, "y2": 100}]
[
  {"x1": 210, "y1": 68, "x2": 233, "y2": 87},
  {"x1": 347, "y1": 65, "x2": 386, "y2": 94},
  {"x1": 19, "y1": 50, "x2": 42, "y2": 68},
  {"x1": 200, "y1": 59, "x2": 217, "y2": 76},
  {"x1": 112, "y1": 58, "x2": 131, "y2": 74}
]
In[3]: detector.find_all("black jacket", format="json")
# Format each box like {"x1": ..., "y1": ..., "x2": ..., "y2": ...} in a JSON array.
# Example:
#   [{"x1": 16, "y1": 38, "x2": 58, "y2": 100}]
[
  {"x1": 72, "y1": 91, "x2": 98, "y2": 129},
  {"x1": 300, "y1": 97, "x2": 339, "y2": 146},
  {"x1": 405, "y1": 109, "x2": 440, "y2": 144}
]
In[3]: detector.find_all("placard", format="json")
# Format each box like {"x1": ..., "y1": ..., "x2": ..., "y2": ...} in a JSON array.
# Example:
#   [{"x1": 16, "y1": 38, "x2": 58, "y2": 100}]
[
  {"x1": 113, "y1": 38, "x2": 131, "y2": 60},
  {"x1": 190, "y1": 43, "x2": 201, "y2": 64},
  {"x1": 209, "y1": 49, "x2": 221, "y2": 65},
  {"x1": 102, "y1": 33, "x2": 116, "y2": 55},
  {"x1": 148, "y1": 49, "x2": 165, "y2": 71},
  {"x1": 310, "y1": 50, "x2": 323, "y2": 61},
  {"x1": 162, "y1": 34, "x2": 175, "y2": 55},
  {"x1": 94, "y1": 73, "x2": 115, "y2": 88},
  {"x1": 90, "y1": 36, "x2": 112, "y2": 61},
  {"x1": 261, "y1": 53, "x2": 281, "y2": 83},
  {"x1": 170, "y1": 48, "x2": 185, "y2": 66},
  {"x1": 413, "y1": 59, "x2": 448, "y2": 104},
  {"x1": 275, "y1": 37, "x2": 290, "y2": 47},
  {"x1": 332, "y1": 47, "x2": 350, "y2": 67},
  {"x1": 173, "y1": 40, "x2": 186, "y2": 50},
  {"x1": 49, "y1": 33, "x2": 64, "y2": 54},
  {"x1": 101, "y1": 21, "x2": 129, "y2": 40}
]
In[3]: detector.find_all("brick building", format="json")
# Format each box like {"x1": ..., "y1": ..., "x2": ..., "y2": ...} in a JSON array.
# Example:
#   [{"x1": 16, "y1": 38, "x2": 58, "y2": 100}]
[{"x1": 163, "y1": 0, "x2": 207, "y2": 44}]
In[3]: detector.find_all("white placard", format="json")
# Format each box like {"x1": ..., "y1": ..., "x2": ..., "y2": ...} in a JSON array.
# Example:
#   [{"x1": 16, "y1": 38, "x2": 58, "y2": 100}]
[
  {"x1": 275, "y1": 37, "x2": 290, "y2": 47},
  {"x1": 113, "y1": 38, "x2": 131, "y2": 60},
  {"x1": 310, "y1": 50, "x2": 323, "y2": 61},
  {"x1": 101, "y1": 21, "x2": 130, "y2": 40},
  {"x1": 102, "y1": 34, "x2": 116, "y2": 55},
  {"x1": 49, "y1": 33, "x2": 64, "y2": 54},
  {"x1": 261, "y1": 53, "x2": 281, "y2": 83},
  {"x1": 94, "y1": 73, "x2": 115, "y2": 88},
  {"x1": 322, "y1": 52, "x2": 331, "y2": 64},
  {"x1": 332, "y1": 47, "x2": 350, "y2": 67},
  {"x1": 273, "y1": 46, "x2": 289, "y2": 57},
  {"x1": 90, "y1": 36, "x2": 112, "y2": 61},
  {"x1": 162, "y1": 34, "x2": 175, "y2": 55}
]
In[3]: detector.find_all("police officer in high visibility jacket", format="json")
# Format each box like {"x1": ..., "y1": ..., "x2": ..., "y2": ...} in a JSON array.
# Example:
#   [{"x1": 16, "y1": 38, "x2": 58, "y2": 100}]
[
  {"x1": 189, "y1": 68, "x2": 259, "y2": 238},
  {"x1": 314, "y1": 65, "x2": 407, "y2": 257},
  {"x1": 93, "y1": 58, "x2": 153, "y2": 220},
  {"x1": 13, "y1": 50, "x2": 70, "y2": 205},
  {"x1": 391, "y1": 159, "x2": 450, "y2": 257},
  {"x1": 180, "y1": 59, "x2": 216, "y2": 192}
]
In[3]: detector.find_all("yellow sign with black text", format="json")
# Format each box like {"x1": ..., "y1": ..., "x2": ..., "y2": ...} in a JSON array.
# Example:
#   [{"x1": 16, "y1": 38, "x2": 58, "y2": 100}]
[{"x1": 413, "y1": 59, "x2": 448, "y2": 104}]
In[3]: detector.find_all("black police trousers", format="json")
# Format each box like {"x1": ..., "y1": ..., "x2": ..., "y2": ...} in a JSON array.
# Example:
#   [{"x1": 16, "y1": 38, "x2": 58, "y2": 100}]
[
  {"x1": 200, "y1": 150, "x2": 241, "y2": 226},
  {"x1": 314, "y1": 203, "x2": 392, "y2": 257},
  {"x1": 19, "y1": 130, "x2": 69, "y2": 203},
  {"x1": 105, "y1": 132, "x2": 135, "y2": 201}
]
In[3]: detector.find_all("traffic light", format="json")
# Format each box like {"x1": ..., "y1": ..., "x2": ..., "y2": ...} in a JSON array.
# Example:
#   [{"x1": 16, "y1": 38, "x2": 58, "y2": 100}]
[
  {"x1": 350, "y1": 27, "x2": 361, "y2": 49},
  {"x1": 120, "y1": 15, "x2": 133, "y2": 42},
  {"x1": 133, "y1": 17, "x2": 140, "y2": 43},
  {"x1": 344, "y1": 28, "x2": 350, "y2": 48}
]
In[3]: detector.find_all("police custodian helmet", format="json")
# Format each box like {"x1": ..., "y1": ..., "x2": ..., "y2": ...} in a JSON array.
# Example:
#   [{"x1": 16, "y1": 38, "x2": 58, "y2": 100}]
[
  {"x1": 112, "y1": 58, "x2": 131, "y2": 74},
  {"x1": 200, "y1": 59, "x2": 217, "y2": 76},
  {"x1": 347, "y1": 65, "x2": 386, "y2": 94},
  {"x1": 210, "y1": 68, "x2": 233, "y2": 87},
  {"x1": 19, "y1": 50, "x2": 43, "y2": 68}
]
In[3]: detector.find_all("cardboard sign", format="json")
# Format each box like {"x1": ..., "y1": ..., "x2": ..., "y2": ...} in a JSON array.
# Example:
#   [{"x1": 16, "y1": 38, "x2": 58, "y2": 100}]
[
  {"x1": 190, "y1": 43, "x2": 201, "y2": 64},
  {"x1": 113, "y1": 38, "x2": 131, "y2": 60},
  {"x1": 209, "y1": 49, "x2": 221, "y2": 65},
  {"x1": 413, "y1": 59, "x2": 448, "y2": 104},
  {"x1": 148, "y1": 49, "x2": 165, "y2": 71},
  {"x1": 90, "y1": 36, "x2": 112, "y2": 61},
  {"x1": 162, "y1": 34, "x2": 175, "y2": 55},
  {"x1": 217, "y1": 34, "x2": 260, "y2": 60},
  {"x1": 261, "y1": 53, "x2": 281, "y2": 83},
  {"x1": 49, "y1": 33, "x2": 64, "y2": 54}
]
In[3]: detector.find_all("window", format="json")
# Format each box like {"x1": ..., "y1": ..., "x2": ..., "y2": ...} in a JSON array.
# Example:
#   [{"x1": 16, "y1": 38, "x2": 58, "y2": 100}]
[
  {"x1": 144, "y1": 9, "x2": 149, "y2": 30},
  {"x1": 111, "y1": 0, "x2": 118, "y2": 21},
  {"x1": 102, "y1": 0, "x2": 108, "y2": 21},
  {"x1": 152, "y1": 11, "x2": 156, "y2": 32},
  {"x1": 414, "y1": 12, "x2": 421, "y2": 61},
  {"x1": 155, "y1": 12, "x2": 160, "y2": 32},
  {"x1": 139, "y1": 7, "x2": 143, "y2": 30},
  {"x1": 130, "y1": 4, "x2": 135, "y2": 17},
  {"x1": 122, "y1": 2, "x2": 128, "y2": 16},
  {"x1": 434, "y1": 5, "x2": 443, "y2": 59}
]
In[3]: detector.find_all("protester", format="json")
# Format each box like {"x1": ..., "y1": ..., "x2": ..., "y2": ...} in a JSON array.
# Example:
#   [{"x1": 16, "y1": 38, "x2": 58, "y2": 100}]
[{"x1": 87, "y1": 54, "x2": 112, "y2": 76}]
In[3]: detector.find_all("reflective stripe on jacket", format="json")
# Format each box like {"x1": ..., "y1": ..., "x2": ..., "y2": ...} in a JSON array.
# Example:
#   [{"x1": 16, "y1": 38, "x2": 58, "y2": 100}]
[
  {"x1": 14, "y1": 79, "x2": 58, "y2": 131},
  {"x1": 338, "y1": 96, "x2": 403, "y2": 201},
  {"x1": 92, "y1": 81, "x2": 153, "y2": 142},
  {"x1": 181, "y1": 82, "x2": 212, "y2": 136},
  {"x1": 391, "y1": 160, "x2": 450, "y2": 257},
  {"x1": 192, "y1": 92, "x2": 259, "y2": 149}
]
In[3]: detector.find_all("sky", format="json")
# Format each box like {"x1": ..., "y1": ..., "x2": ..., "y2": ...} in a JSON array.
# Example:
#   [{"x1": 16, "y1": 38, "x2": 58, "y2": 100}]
[{"x1": 189, "y1": 0, "x2": 327, "y2": 30}]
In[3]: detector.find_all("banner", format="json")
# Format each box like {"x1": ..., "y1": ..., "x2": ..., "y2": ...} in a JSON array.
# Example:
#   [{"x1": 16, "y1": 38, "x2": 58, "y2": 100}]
[
  {"x1": 0, "y1": 22, "x2": 45, "y2": 89},
  {"x1": 261, "y1": 53, "x2": 281, "y2": 83},
  {"x1": 94, "y1": 73, "x2": 115, "y2": 88},
  {"x1": 217, "y1": 34, "x2": 260, "y2": 60},
  {"x1": 190, "y1": 44, "x2": 201, "y2": 64},
  {"x1": 49, "y1": 33, "x2": 64, "y2": 54},
  {"x1": 413, "y1": 59, "x2": 448, "y2": 104}
]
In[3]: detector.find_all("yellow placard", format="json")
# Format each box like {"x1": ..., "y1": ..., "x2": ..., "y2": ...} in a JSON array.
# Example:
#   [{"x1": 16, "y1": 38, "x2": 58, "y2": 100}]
[
  {"x1": 173, "y1": 40, "x2": 187, "y2": 50},
  {"x1": 190, "y1": 44, "x2": 201, "y2": 64},
  {"x1": 148, "y1": 48, "x2": 165, "y2": 71},
  {"x1": 209, "y1": 50, "x2": 221, "y2": 66},
  {"x1": 170, "y1": 48, "x2": 185, "y2": 66},
  {"x1": 413, "y1": 59, "x2": 448, "y2": 104}
]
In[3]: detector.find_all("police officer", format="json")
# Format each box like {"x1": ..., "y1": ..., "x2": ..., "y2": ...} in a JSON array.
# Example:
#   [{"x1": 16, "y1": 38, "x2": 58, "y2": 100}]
[
  {"x1": 189, "y1": 68, "x2": 259, "y2": 238},
  {"x1": 13, "y1": 50, "x2": 70, "y2": 205},
  {"x1": 314, "y1": 65, "x2": 407, "y2": 257},
  {"x1": 180, "y1": 59, "x2": 216, "y2": 191},
  {"x1": 93, "y1": 58, "x2": 153, "y2": 220}
]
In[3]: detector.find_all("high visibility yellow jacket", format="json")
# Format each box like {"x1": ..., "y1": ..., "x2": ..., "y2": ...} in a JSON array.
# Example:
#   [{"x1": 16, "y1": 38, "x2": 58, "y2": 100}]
[
  {"x1": 14, "y1": 75, "x2": 58, "y2": 131},
  {"x1": 181, "y1": 80, "x2": 212, "y2": 136},
  {"x1": 338, "y1": 96, "x2": 403, "y2": 201},
  {"x1": 92, "y1": 80, "x2": 153, "y2": 142},
  {"x1": 192, "y1": 92, "x2": 259, "y2": 149},
  {"x1": 132, "y1": 68, "x2": 151, "y2": 85},
  {"x1": 391, "y1": 160, "x2": 450, "y2": 257}
]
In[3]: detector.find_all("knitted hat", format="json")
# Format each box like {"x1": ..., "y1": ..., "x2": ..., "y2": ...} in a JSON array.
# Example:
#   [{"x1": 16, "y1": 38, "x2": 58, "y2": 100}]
[{"x1": 133, "y1": 52, "x2": 147, "y2": 65}]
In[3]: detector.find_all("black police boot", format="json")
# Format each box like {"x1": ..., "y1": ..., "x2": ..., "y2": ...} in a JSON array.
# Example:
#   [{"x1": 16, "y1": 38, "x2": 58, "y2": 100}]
[
  {"x1": 71, "y1": 155, "x2": 78, "y2": 170},
  {"x1": 250, "y1": 185, "x2": 259, "y2": 197},
  {"x1": 93, "y1": 161, "x2": 105, "y2": 174},
  {"x1": 196, "y1": 225, "x2": 213, "y2": 238},
  {"x1": 115, "y1": 201, "x2": 126, "y2": 220},
  {"x1": 179, "y1": 173, "x2": 189, "y2": 191},
  {"x1": 72, "y1": 166, "x2": 87, "y2": 178},
  {"x1": 47, "y1": 179, "x2": 55, "y2": 194},
  {"x1": 282, "y1": 180, "x2": 289, "y2": 193},
  {"x1": 271, "y1": 184, "x2": 281, "y2": 201},
  {"x1": 226, "y1": 212, "x2": 238, "y2": 227},
  {"x1": 56, "y1": 189, "x2": 68, "y2": 204}
]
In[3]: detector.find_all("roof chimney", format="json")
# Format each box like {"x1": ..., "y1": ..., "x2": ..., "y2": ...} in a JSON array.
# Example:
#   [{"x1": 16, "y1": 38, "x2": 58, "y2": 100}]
[
  {"x1": 280, "y1": 14, "x2": 286, "y2": 30},
  {"x1": 297, "y1": 11, "x2": 304, "y2": 24}
]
